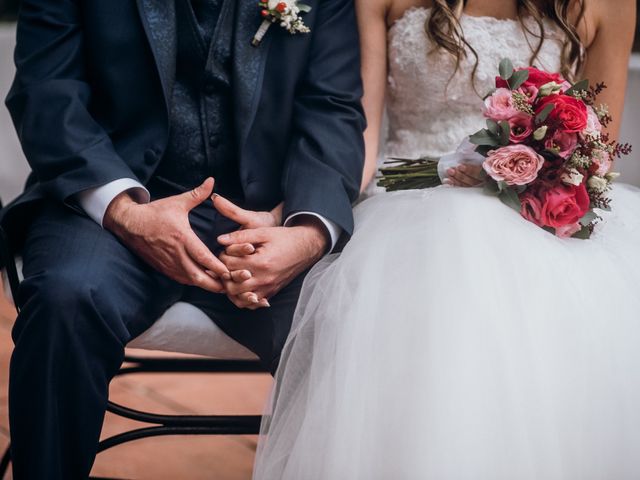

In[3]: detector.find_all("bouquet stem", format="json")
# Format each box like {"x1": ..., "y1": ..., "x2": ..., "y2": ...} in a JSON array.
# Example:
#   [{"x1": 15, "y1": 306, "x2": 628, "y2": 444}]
[{"x1": 377, "y1": 158, "x2": 441, "y2": 191}]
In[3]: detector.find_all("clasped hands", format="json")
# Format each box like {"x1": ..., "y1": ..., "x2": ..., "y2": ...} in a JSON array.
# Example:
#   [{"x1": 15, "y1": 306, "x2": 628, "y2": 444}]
[{"x1": 104, "y1": 177, "x2": 329, "y2": 310}]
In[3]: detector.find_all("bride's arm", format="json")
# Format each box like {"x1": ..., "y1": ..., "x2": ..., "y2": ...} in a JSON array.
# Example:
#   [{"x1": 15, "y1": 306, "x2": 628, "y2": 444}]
[
  {"x1": 580, "y1": 0, "x2": 636, "y2": 140},
  {"x1": 356, "y1": 0, "x2": 389, "y2": 192}
]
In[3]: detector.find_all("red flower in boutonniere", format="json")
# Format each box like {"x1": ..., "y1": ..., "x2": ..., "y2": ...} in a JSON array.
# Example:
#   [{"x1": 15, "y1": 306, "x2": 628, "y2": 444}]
[{"x1": 252, "y1": 0, "x2": 312, "y2": 47}]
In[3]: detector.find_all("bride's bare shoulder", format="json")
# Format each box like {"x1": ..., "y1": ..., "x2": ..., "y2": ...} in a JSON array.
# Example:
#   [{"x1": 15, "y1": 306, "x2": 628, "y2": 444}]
[{"x1": 576, "y1": 0, "x2": 636, "y2": 47}]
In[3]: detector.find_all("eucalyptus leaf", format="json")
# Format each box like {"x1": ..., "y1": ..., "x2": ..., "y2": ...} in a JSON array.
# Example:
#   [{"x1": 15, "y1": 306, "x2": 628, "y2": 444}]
[
  {"x1": 579, "y1": 210, "x2": 599, "y2": 226},
  {"x1": 535, "y1": 103, "x2": 555, "y2": 124},
  {"x1": 572, "y1": 226, "x2": 592, "y2": 240},
  {"x1": 499, "y1": 58, "x2": 514, "y2": 80},
  {"x1": 565, "y1": 79, "x2": 589, "y2": 97},
  {"x1": 508, "y1": 69, "x2": 529, "y2": 90},
  {"x1": 484, "y1": 180, "x2": 500, "y2": 195},
  {"x1": 486, "y1": 119, "x2": 499, "y2": 135},
  {"x1": 498, "y1": 187, "x2": 522, "y2": 212},
  {"x1": 498, "y1": 121, "x2": 511, "y2": 146},
  {"x1": 297, "y1": 3, "x2": 312, "y2": 12},
  {"x1": 469, "y1": 129, "x2": 500, "y2": 147}
]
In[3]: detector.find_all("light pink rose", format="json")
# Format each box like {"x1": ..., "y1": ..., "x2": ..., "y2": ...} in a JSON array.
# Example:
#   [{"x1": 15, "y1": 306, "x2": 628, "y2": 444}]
[
  {"x1": 545, "y1": 130, "x2": 578, "y2": 159},
  {"x1": 592, "y1": 149, "x2": 612, "y2": 176},
  {"x1": 555, "y1": 222, "x2": 582, "y2": 238},
  {"x1": 484, "y1": 88, "x2": 520, "y2": 121},
  {"x1": 483, "y1": 145, "x2": 545, "y2": 186},
  {"x1": 584, "y1": 106, "x2": 603, "y2": 137},
  {"x1": 508, "y1": 113, "x2": 534, "y2": 143}
]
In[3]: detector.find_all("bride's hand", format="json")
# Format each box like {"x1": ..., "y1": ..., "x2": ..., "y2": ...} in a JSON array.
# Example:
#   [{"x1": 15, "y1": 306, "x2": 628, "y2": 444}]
[{"x1": 444, "y1": 164, "x2": 485, "y2": 187}]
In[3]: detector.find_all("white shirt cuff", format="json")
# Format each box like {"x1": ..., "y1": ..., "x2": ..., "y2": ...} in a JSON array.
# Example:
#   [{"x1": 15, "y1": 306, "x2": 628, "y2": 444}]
[
  {"x1": 76, "y1": 178, "x2": 150, "y2": 226},
  {"x1": 284, "y1": 212, "x2": 342, "y2": 252}
]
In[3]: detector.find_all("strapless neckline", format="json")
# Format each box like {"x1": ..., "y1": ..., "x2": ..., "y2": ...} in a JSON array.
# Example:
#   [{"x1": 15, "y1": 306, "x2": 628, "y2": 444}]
[{"x1": 390, "y1": 6, "x2": 524, "y2": 34}]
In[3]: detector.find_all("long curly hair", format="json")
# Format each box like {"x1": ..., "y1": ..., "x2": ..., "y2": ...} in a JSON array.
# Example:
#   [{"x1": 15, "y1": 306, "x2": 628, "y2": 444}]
[{"x1": 426, "y1": 0, "x2": 586, "y2": 82}]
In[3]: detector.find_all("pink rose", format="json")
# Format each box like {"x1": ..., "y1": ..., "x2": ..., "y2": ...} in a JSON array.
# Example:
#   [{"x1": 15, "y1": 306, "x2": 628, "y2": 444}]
[
  {"x1": 539, "y1": 183, "x2": 590, "y2": 229},
  {"x1": 544, "y1": 131, "x2": 578, "y2": 158},
  {"x1": 520, "y1": 190, "x2": 544, "y2": 226},
  {"x1": 484, "y1": 88, "x2": 520, "y2": 121},
  {"x1": 508, "y1": 113, "x2": 534, "y2": 143},
  {"x1": 555, "y1": 222, "x2": 582, "y2": 238},
  {"x1": 592, "y1": 149, "x2": 612, "y2": 176},
  {"x1": 516, "y1": 85, "x2": 539, "y2": 103},
  {"x1": 483, "y1": 145, "x2": 545, "y2": 186}
]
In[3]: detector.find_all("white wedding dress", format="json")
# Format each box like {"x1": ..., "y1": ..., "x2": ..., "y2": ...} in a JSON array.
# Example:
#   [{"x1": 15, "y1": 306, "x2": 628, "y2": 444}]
[{"x1": 253, "y1": 8, "x2": 640, "y2": 480}]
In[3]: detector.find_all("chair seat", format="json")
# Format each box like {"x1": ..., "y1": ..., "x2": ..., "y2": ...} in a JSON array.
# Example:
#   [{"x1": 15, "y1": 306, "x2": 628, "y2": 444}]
[{"x1": 2, "y1": 258, "x2": 258, "y2": 360}]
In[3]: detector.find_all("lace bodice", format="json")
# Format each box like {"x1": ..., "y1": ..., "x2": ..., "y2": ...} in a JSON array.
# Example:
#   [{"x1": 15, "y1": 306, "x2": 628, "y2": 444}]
[{"x1": 385, "y1": 7, "x2": 565, "y2": 159}]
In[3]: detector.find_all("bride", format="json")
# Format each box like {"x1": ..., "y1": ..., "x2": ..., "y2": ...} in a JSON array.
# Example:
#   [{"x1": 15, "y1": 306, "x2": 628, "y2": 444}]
[{"x1": 252, "y1": 0, "x2": 640, "y2": 478}]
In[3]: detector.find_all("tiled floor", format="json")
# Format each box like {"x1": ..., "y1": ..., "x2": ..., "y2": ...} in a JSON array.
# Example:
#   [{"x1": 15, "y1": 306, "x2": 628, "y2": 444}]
[{"x1": 0, "y1": 282, "x2": 272, "y2": 479}]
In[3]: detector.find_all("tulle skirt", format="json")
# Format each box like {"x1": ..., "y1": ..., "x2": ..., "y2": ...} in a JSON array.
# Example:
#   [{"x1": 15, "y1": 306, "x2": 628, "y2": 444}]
[{"x1": 253, "y1": 184, "x2": 640, "y2": 480}]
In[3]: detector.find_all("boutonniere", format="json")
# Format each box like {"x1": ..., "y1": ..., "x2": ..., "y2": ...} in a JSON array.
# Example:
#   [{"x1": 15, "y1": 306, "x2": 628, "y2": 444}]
[{"x1": 252, "y1": 1, "x2": 312, "y2": 47}]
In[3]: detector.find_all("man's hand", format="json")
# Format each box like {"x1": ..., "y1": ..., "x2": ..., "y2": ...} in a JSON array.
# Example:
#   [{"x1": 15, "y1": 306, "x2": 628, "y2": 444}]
[
  {"x1": 103, "y1": 177, "x2": 229, "y2": 293},
  {"x1": 217, "y1": 220, "x2": 329, "y2": 310}
]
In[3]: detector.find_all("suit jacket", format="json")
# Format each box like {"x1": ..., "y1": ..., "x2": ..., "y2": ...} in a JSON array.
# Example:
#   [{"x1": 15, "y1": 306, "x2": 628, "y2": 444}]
[{"x1": 1, "y1": 0, "x2": 366, "y2": 246}]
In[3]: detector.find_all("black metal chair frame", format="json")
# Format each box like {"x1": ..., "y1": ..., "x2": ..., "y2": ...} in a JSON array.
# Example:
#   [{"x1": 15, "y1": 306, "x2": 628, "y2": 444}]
[{"x1": 0, "y1": 223, "x2": 267, "y2": 478}]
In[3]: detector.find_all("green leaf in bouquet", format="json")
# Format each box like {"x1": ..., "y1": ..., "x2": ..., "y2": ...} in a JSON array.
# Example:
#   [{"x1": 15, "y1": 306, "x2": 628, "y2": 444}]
[
  {"x1": 535, "y1": 103, "x2": 555, "y2": 124},
  {"x1": 498, "y1": 121, "x2": 511, "y2": 146},
  {"x1": 508, "y1": 69, "x2": 529, "y2": 90},
  {"x1": 469, "y1": 129, "x2": 500, "y2": 147},
  {"x1": 572, "y1": 226, "x2": 592, "y2": 239},
  {"x1": 486, "y1": 119, "x2": 500, "y2": 135},
  {"x1": 499, "y1": 58, "x2": 514, "y2": 80},
  {"x1": 484, "y1": 180, "x2": 501, "y2": 196},
  {"x1": 579, "y1": 210, "x2": 599, "y2": 227},
  {"x1": 498, "y1": 186, "x2": 522, "y2": 212},
  {"x1": 475, "y1": 145, "x2": 495, "y2": 156},
  {"x1": 565, "y1": 79, "x2": 589, "y2": 97},
  {"x1": 297, "y1": 3, "x2": 313, "y2": 13}
]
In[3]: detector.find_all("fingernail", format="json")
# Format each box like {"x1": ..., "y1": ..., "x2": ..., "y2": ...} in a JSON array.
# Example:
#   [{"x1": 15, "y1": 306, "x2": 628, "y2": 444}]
[
  {"x1": 211, "y1": 193, "x2": 219, "y2": 200},
  {"x1": 447, "y1": 168, "x2": 454, "y2": 175},
  {"x1": 242, "y1": 270, "x2": 252, "y2": 280},
  {"x1": 222, "y1": 272, "x2": 231, "y2": 281},
  {"x1": 245, "y1": 245, "x2": 255, "y2": 254},
  {"x1": 218, "y1": 234, "x2": 230, "y2": 242},
  {"x1": 249, "y1": 294, "x2": 259, "y2": 304},
  {"x1": 260, "y1": 299, "x2": 271, "y2": 307}
]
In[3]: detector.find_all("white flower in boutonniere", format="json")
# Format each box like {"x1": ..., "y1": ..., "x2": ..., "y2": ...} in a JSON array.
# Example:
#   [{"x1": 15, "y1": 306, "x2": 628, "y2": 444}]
[{"x1": 252, "y1": 1, "x2": 312, "y2": 47}]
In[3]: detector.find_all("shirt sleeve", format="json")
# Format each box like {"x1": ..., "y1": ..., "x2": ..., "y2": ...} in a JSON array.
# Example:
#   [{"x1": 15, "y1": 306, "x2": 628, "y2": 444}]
[
  {"x1": 76, "y1": 178, "x2": 150, "y2": 226},
  {"x1": 284, "y1": 212, "x2": 342, "y2": 253}
]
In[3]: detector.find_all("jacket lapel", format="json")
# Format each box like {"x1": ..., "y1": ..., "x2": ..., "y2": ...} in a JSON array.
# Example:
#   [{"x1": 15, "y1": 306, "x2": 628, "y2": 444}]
[
  {"x1": 136, "y1": 0, "x2": 178, "y2": 113},
  {"x1": 232, "y1": 0, "x2": 273, "y2": 151}
]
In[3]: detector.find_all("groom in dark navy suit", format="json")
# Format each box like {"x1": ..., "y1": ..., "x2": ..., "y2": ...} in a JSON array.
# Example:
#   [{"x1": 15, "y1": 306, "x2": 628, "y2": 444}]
[{"x1": 0, "y1": 0, "x2": 364, "y2": 477}]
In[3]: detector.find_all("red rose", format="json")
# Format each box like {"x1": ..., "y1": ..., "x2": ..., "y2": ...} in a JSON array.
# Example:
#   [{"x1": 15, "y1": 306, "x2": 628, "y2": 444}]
[
  {"x1": 276, "y1": 2, "x2": 287, "y2": 12},
  {"x1": 538, "y1": 183, "x2": 590, "y2": 229},
  {"x1": 536, "y1": 94, "x2": 588, "y2": 134},
  {"x1": 496, "y1": 67, "x2": 566, "y2": 90}
]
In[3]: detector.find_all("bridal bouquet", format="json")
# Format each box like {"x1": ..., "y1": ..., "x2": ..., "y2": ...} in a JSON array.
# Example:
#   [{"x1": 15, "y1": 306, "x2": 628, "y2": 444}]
[{"x1": 378, "y1": 59, "x2": 632, "y2": 239}]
